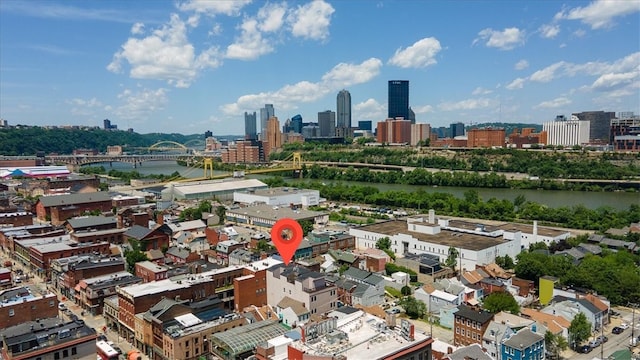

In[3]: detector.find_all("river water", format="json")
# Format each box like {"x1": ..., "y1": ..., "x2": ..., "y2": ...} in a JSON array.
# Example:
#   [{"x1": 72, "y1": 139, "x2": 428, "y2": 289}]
[{"x1": 89, "y1": 161, "x2": 640, "y2": 211}]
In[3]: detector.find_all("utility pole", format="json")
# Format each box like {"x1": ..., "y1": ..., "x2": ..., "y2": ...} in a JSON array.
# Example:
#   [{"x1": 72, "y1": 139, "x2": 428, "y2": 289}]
[{"x1": 630, "y1": 302, "x2": 639, "y2": 347}]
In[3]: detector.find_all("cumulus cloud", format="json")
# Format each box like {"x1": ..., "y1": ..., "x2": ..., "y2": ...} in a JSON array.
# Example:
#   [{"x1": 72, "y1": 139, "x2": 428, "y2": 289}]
[
  {"x1": 115, "y1": 87, "x2": 168, "y2": 120},
  {"x1": 354, "y1": 98, "x2": 386, "y2": 120},
  {"x1": 475, "y1": 27, "x2": 524, "y2": 50},
  {"x1": 539, "y1": 23, "x2": 560, "y2": 38},
  {"x1": 515, "y1": 59, "x2": 529, "y2": 70},
  {"x1": 388, "y1": 37, "x2": 442, "y2": 68},
  {"x1": 535, "y1": 97, "x2": 571, "y2": 109},
  {"x1": 554, "y1": 0, "x2": 640, "y2": 29},
  {"x1": 288, "y1": 0, "x2": 334, "y2": 40},
  {"x1": 221, "y1": 58, "x2": 382, "y2": 115},
  {"x1": 506, "y1": 78, "x2": 526, "y2": 90},
  {"x1": 131, "y1": 22, "x2": 144, "y2": 35},
  {"x1": 107, "y1": 14, "x2": 221, "y2": 87},
  {"x1": 439, "y1": 98, "x2": 493, "y2": 111},
  {"x1": 225, "y1": 3, "x2": 287, "y2": 60},
  {"x1": 591, "y1": 71, "x2": 640, "y2": 91},
  {"x1": 177, "y1": 0, "x2": 251, "y2": 16},
  {"x1": 411, "y1": 104, "x2": 434, "y2": 114}
]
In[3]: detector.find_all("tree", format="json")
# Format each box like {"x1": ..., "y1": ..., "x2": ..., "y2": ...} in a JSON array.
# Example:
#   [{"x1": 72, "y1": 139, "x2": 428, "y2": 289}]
[
  {"x1": 123, "y1": 239, "x2": 148, "y2": 273},
  {"x1": 483, "y1": 292, "x2": 520, "y2": 314},
  {"x1": 376, "y1": 237, "x2": 391, "y2": 250},
  {"x1": 495, "y1": 254, "x2": 515, "y2": 269},
  {"x1": 445, "y1": 246, "x2": 459, "y2": 273},
  {"x1": 399, "y1": 296, "x2": 426, "y2": 319},
  {"x1": 215, "y1": 205, "x2": 226, "y2": 225},
  {"x1": 569, "y1": 312, "x2": 591, "y2": 349},
  {"x1": 513, "y1": 194, "x2": 527, "y2": 210},
  {"x1": 298, "y1": 219, "x2": 314, "y2": 236},
  {"x1": 401, "y1": 285, "x2": 412, "y2": 296}
]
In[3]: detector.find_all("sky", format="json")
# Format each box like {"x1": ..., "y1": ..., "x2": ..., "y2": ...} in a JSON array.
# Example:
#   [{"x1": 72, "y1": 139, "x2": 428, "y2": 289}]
[{"x1": 1, "y1": 0, "x2": 639, "y2": 136}]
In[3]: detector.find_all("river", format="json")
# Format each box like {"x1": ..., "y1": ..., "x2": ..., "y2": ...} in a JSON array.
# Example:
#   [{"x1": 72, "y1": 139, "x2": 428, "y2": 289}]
[{"x1": 88, "y1": 161, "x2": 640, "y2": 211}]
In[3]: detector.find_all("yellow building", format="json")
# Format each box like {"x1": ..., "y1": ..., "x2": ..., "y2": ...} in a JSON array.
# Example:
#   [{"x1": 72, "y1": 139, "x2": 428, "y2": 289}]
[{"x1": 539, "y1": 275, "x2": 559, "y2": 305}]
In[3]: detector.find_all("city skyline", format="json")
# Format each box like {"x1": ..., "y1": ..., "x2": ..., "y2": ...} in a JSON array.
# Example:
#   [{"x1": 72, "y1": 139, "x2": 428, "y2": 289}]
[{"x1": 1, "y1": 0, "x2": 639, "y2": 135}]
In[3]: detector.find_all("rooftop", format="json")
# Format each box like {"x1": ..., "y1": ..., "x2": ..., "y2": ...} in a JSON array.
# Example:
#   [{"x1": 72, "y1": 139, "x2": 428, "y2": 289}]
[
  {"x1": 237, "y1": 186, "x2": 317, "y2": 197},
  {"x1": 171, "y1": 178, "x2": 267, "y2": 196},
  {"x1": 503, "y1": 328, "x2": 543, "y2": 350},
  {"x1": 66, "y1": 215, "x2": 117, "y2": 229},
  {"x1": 357, "y1": 220, "x2": 507, "y2": 251},
  {"x1": 227, "y1": 203, "x2": 327, "y2": 222}
]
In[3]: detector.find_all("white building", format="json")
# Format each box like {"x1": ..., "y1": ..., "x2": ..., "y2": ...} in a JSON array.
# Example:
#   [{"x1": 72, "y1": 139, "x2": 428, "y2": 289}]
[
  {"x1": 543, "y1": 116, "x2": 590, "y2": 146},
  {"x1": 233, "y1": 187, "x2": 321, "y2": 207},
  {"x1": 266, "y1": 264, "x2": 337, "y2": 317},
  {"x1": 349, "y1": 210, "x2": 521, "y2": 272},
  {"x1": 498, "y1": 220, "x2": 571, "y2": 250}
]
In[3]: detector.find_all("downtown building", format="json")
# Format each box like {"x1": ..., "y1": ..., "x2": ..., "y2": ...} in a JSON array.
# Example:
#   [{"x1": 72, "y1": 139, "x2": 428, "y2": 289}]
[
  {"x1": 377, "y1": 118, "x2": 412, "y2": 144},
  {"x1": 336, "y1": 89, "x2": 352, "y2": 138},
  {"x1": 259, "y1": 104, "x2": 275, "y2": 140},
  {"x1": 610, "y1": 114, "x2": 640, "y2": 151},
  {"x1": 543, "y1": 115, "x2": 590, "y2": 147},
  {"x1": 388, "y1": 80, "x2": 412, "y2": 123},
  {"x1": 572, "y1": 110, "x2": 615, "y2": 143},
  {"x1": 244, "y1": 111, "x2": 257, "y2": 140}
]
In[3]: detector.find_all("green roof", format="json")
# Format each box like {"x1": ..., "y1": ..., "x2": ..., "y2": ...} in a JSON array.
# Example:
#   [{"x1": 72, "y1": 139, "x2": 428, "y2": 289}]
[{"x1": 211, "y1": 320, "x2": 287, "y2": 357}]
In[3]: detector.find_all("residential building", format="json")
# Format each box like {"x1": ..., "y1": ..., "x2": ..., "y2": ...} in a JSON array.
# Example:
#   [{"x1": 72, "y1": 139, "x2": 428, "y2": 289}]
[
  {"x1": 0, "y1": 211, "x2": 32, "y2": 227},
  {"x1": 446, "y1": 344, "x2": 492, "y2": 360},
  {"x1": 411, "y1": 123, "x2": 431, "y2": 146},
  {"x1": 388, "y1": 80, "x2": 410, "y2": 122},
  {"x1": 77, "y1": 271, "x2": 142, "y2": 315},
  {"x1": 35, "y1": 192, "x2": 113, "y2": 225},
  {"x1": 124, "y1": 224, "x2": 172, "y2": 252},
  {"x1": 500, "y1": 327, "x2": 545, "y2": 360},
  {"x1": 135, "y1": 260, "x2": 169, "y2": 283},
  {"x1": 543, "y1": 116, "x2": 590, "y2": 146},
  {"x1": 0, "y1": 318, "x2": 97, "y2": 360},
  {"x1": 573, "y1": 110, "x2": 616, "y2": 142},
  {"x1": 266, "y1": 264, "x2": 338, "y2": 316},
  {"x1": 520, "y1": 308, "x2": 570, "y2": 339},
  {"x1": 482, "y1": 321, "x2": 514, "y2": 360},
  {"x1": 318, "y1": 110, "x2": 336, "y2": 137},
  {"x1": 0, "y1": 286, "x2": 58, "y2": 330},
  {"x1": 453, "y1": 304, "x2": 494, "y2": 347},
  {"x1": 233, "y1": 187, "x2": 321, "y2": 207},
  {"x1": 245, "y1": 111, "x2": 257, "y2": 140},
  {"x1": 541, "y1": 296, "x2": 603, "y2": 331},
  {"x1": 467, "y1": 128, "x2": 506, "y2": 148},
  {"x1": 54, "y1": 255, "x2": 125, "y2": 298},
  {"x1": 337, "y1": 90, "x2": 352, "y2": 132},
  {"x1": 233, "y1": 257, "x2": 282, "y2": 312}
]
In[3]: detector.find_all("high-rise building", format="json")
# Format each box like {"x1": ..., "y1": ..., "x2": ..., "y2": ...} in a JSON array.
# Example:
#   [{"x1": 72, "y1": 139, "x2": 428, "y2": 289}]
[
  {"x1": 260, "y1": 104, "x2": 274, "y2": 138},
  {"x1": 204, "y1": 130, "x2": 213, "y2": 138},
  {"x1": 543, "y1": 116, "x2": 590, "y2": 146},
  {"x1": 265, "y1": 117, "x2": 282, "y2": 157},
  {"x1": 318, "y1": 110, "x2": 336, "y2": 137},
  {"x1": 376, "y1": 118, "x2": 411, "y2": 144},
  {"x1": 244, "y1": 112, "x2": 257, "y2": 140},
  {"x1": 388, "y1": 80, "x2": 410, "y2": 121},
  {"x1": 358, "y1": 120, "x2": 372, "y2": 131},
  {"x1": 572, "y1": 111, "x2": 615, "y2": 142},
  {"x1": 411, "y1": 123, "x2": 431, "y2": 146},
  {"x1": 408, "y1": 107, "x2": 416, "y2": 124},
  {"x1": 291, "y1": 114, "x2": 303, "y2": 134},
  {"x1": 450, "y1": 122, "x2": 465, "y2": 137},
  {"x1": 336, "y1": 90, "x2": 352, "y2": 130}
]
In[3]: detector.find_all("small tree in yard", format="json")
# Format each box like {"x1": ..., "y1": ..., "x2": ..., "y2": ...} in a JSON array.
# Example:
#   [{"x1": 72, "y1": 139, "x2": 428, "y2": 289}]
[
  {"x1": 399, "y1": 296, "x2": 426, "y2": 319},
  {"x1": 569, "y1": 312, "x2": 591, "y2": 349}
]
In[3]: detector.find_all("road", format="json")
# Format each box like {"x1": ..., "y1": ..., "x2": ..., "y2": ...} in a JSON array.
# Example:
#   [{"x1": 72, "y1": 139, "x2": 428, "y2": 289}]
[{"x1": 569, "y1": 307, "x2": 640, "y2": 360}]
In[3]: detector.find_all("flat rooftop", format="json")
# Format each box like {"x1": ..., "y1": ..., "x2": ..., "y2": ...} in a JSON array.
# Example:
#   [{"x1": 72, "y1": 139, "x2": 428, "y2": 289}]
[
  {"x1": 495, "y1": 222, "x2": 570, "y2": 237},
  {"x1": 238, "y1": 187, "x2": 317, "y2": 197},
  {"x1": 357, "y1": 220, "x2": 506, "y2": 251},
  {"x1": 171, "y1": 179, "x2": 267, "y2": 196},
  {"x1": 227, "y1": 204, "x2": 326, "y2": 221}
]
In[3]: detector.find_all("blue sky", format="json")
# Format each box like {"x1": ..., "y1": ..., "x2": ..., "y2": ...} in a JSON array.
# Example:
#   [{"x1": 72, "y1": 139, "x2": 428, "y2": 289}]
[{"x1": 1, "y1": 0, "x2": 638, "y2": 135}]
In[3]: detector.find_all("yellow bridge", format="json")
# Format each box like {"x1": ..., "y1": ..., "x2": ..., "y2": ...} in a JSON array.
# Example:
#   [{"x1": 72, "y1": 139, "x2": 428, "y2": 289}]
[{"x1": 184, "y1": 152, "x2": 303, "y2": 181}]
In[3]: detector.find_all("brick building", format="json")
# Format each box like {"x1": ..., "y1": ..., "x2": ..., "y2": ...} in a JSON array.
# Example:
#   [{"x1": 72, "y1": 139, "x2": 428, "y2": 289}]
[
  {"x1": 0, "y1": 211, "x2": 33, "y2": 227},
  {"x1": 124, "y1": 224, "x2": 172, "y2": 251},
  {"x1": 77, "y1": 271, "x2": 141, "y2": 316},
  {"x1": 70, "y1": 227, "x2": 126, "y2": 245},
  {"x1": 467, "y1": 128, "x2": 506, "y2": 148},
  {"x1": 118, "y1": 207, "x2": 152, "y2": 228},
  {"x1": 0, "y1": 287, "x2": 58, "y2": 330},
  {"x1": 0, "y1": 224, "x2": 58, "y2": 251},
  {"x1": 64, "y1": 215, "x2": 118, "y2": 233},
  {"x1": 30, "y1": 241, "x2": 111, "y2": 279},
  {"x1": 54, "y1": 256, "x2": 126, "y2": 298},
  {"x1": 453, "y1": 304, "x2": 494, "y2": 347},
  {"x1": 508, "y1": 128, "x2": 548, "y2": 148},
  {"x1": 233, "y1": 257, "x2": 282, "y2": 312},
  {"x1": 377, "y1": 118, "x2": 412, "y2": 144},
  {"x1": 35, "y1": 192, "x2": 112, "y2": 225},
  {"x1": 135, "y1": 261, "x2": 169, "y2": 283}
]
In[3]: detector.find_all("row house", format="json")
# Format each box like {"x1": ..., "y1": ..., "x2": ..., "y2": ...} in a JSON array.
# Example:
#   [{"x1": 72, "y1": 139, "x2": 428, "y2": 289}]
[
  {"x1": 135, "y1": 261, "x2": 169, "y2": 283},
  {"x1": 30, "y1": 240, "x2": 110, "y2": 280},
  {"x1": 0, "y1": 286, "x2": 59, "y2": 330},
  {"x1": 0, "y1": 224, "x2": 58, "y2": 251},
  {"x1": 64, "y1": 215, "x2": 117, "y2": 233},
  {"x1": 70, "y1": 227, "x2": 126, "y2": 245},
  {"x1": 10, "y1": 233, "x2": 69, "y2": 267},
  {"x1": 54, "y1": 256, "x2": 125, "y2": 298},
  {"x1": 233, "y1": 257, "x2": 283, "y2": 312},
  {"x1": 125, "y1": 224, "x2": 172, "y2": 252},
  {"x1": 35, "y1": 192, "x2": 112, "y2": 225},
  {"x1": 0, "y1": 211, "x2": 33, "y2": 227},
  {"x1": 77, "y1": 271, "x2": 141, "y2": 316},
  {"x1": 165, "y1": 246, "x2": 201, "y2": 265},
  {"x1": 453, "y1": 304, "x2": 494, "y2": 347},
  {"x1": 118, "y1": 206, "x2": 153, "y2": 228}
]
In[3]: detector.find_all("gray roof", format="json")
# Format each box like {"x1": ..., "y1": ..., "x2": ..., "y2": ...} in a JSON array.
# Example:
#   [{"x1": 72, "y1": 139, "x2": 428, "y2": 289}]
[
  {"x1": 343, "y1": 267, "x2": 384, "y2": 286},
  {"x1": 125, "y1": 224, "x2": 154, "y2": 240},
  {"x1": 447, "y1": 344, "x2": 493, "y2": 360},
  {"x1": 166, "y1": 246, "x2": 191, "y2": 259},
  {"x1": 66, "y1": 215, "x2": 117, "y2": 229},
  {"x1": 38, "y1": 192, "x2": 111, "y2": 207},
  {"x1": 552, "y1": 295, "x2": 602, "y2": 315},
  {"x1": 503, "y1": 328, "x2": 543, "y2": 350},
  {"x1": 455, "y1": 304, "x2": 494, "y2": 324}
]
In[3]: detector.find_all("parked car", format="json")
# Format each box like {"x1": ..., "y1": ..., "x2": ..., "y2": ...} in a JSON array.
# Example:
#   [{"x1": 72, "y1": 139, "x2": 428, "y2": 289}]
[
  {"x1": 620, "y1": 323, "x2": 630, "y2": 329},
  {"x1": 97, "y1": 334, "x2": 107, "y2": 342},
  {"x1": 596, "y1": 335, "x2": 608, "y2": 343},
  {"x1": 112, "y1": 346, "x2": 123, "y2": 355},
  {"x1": 588, "y1": 339, "x2": 601, "y2": 348},
  {"x1": 612, "y1": 326, "x2": 624, "y2": 334},
  {"x1": 58, "y1": 303, "x2": 66, "y2": 310},
  {"x1": 578, "y1": 345, "x2": 592, "y2": 354}
]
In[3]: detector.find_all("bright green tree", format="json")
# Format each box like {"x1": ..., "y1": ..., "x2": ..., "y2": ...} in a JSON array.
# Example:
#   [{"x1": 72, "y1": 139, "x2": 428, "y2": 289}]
[
  {"x1": 399, "y1": 296, "x2": 426, "y2": 319},
  {"x1": 445, "y1": 247, "x2": 459, "y2": 273},
  {"x1": 483, "y1": 292, "x2": 520, "y2": 314},
  {"x1": 568, "y1": 312, "x2": 591, "y2": 348}
]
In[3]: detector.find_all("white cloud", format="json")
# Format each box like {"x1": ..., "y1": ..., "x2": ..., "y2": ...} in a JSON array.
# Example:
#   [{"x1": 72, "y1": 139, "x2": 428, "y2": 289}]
[
  {"x1": 439, "y1": 98, "x2": 493, "y2": 111},
  {"x1": 529, "y1": 62, "x2": 566, "y2": 82},
  {"x1": 221, "y1": 58, "x2": 382, "y2": 115},
  {"x1": 107, "y1": 14, "x2": 221, "y2": 87},
  {"x1": 67, "y1": 97, "x2": 104, "y2": 116},
  {"x1": 475, "y1": 27, "x2": 524, "y2": 50},
  {"x1": 177, "y1": 0, "x2": 251, "y2": 16},
  {"x1": 535, "y1": 97, "x2": 571, "y2": 109},
  {"x1": 506, "y1": 78, "x2": 526, "y2": 90},
  {"x1": 354, "y1": 98, "x2": 386, "y2": 120},
  {"x1": 388, "y1": 37, "x2": 442, "y2": 68},
  {"x1": 554, "y1": 0, "x2": 640, "y2": 29},
  {"x1": 573, "y1": 29, "x2": 587, "y2": 37},
  {"x1": 411, "y1": 104, "x2": 434, "y2": 114},
  {"x1": 115, "y1": 87, "x2": 168, "y2": 120},
  {"x1": 131, "y1": 22, "x2": 145, "y2": 35},
  {"x1": 539, "y1": 23, "x2": 560, "y2": 38},
  {"x1": 225, "y1": 18, "x2": 274, "y2": 60},
  {"x1": 515, "y1": 59, "x2": 529, "y2": 70},
  {"x1": 591, "y1": 71, "x2": 640, "y2": 91},
  {"x1": 257, "y1": 2, "x2": 287, "y2": 32},
  {"x1": 288, "y1": 0, "x2": 335, "y2": 40},
  {"x1": 472, "y1": 87, "x2": 493, "y2": 95},
  {"x1": 2, "y1": 1, "x2": 143, "y2": 23}
]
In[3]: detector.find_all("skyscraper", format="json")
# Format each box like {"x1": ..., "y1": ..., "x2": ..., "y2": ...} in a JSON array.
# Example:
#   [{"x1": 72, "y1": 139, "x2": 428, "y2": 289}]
[
  {"x1": 244, "y1": 112, "x2": 257, "y2": 140},
  {"x1": 318, "y1": 110, "x2": 336, "y2": 137},
  {"x1": 260, "y1": 104, "x2": 274, "y2": 138},
  {"x1": 388, "y1": 80, "x2": 410, "y2": 121},
  {"x1": 572, "y1": 111, "x2": 616, "y2": 142},
  {"x1": 291, "y1": 114, "x2": 303, "y2": 134},
  {"x1": 450, "y1": 122, "x2": 465, "y2": 137},
  {"x1": 336, "y1": 90, "x2": 351, "y2": 130}
]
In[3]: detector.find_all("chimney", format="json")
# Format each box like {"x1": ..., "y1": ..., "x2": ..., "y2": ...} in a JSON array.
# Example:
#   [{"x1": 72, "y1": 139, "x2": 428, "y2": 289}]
[{"x1": 428, "y1": 209, "x2": 435, "y2": 224}]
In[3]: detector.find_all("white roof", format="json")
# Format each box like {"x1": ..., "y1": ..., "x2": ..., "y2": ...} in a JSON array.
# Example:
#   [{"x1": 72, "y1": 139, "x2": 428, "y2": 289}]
[
  {"x1": 175, "y1": 313, "x2": 202, "y2": 327},
  {"x1": 173, "y1": 179, "x2": 267, "y2": 196},
  {"x1": 167, "y1": 220, "x2": 206, "y2": 232},
  {"x1": 432, "y1": 289, "x2": 459, "y2": 302}
]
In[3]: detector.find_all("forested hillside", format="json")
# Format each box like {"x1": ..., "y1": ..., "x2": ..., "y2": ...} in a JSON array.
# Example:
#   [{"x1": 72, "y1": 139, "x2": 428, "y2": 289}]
[{"x1": 0, "y1": 127, "x2": 204, "y2": 155}]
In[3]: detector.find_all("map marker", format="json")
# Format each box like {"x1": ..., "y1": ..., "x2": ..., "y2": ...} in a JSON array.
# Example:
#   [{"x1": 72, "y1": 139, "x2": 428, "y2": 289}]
[{"x1": 271, "y1": 218, "x2": 303, "y2": 265}]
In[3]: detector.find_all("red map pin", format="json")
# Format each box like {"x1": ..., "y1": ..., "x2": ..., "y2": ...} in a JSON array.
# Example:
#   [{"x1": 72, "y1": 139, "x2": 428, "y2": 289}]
[{"x1": 271, "y1": 218, "x2": 303, "y2": 265}]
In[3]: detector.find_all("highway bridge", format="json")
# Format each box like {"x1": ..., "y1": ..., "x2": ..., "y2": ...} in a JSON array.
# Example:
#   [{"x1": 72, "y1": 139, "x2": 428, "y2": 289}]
[{"x1": 45, "y1": 154, "x2": 190, "y2": 166}]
